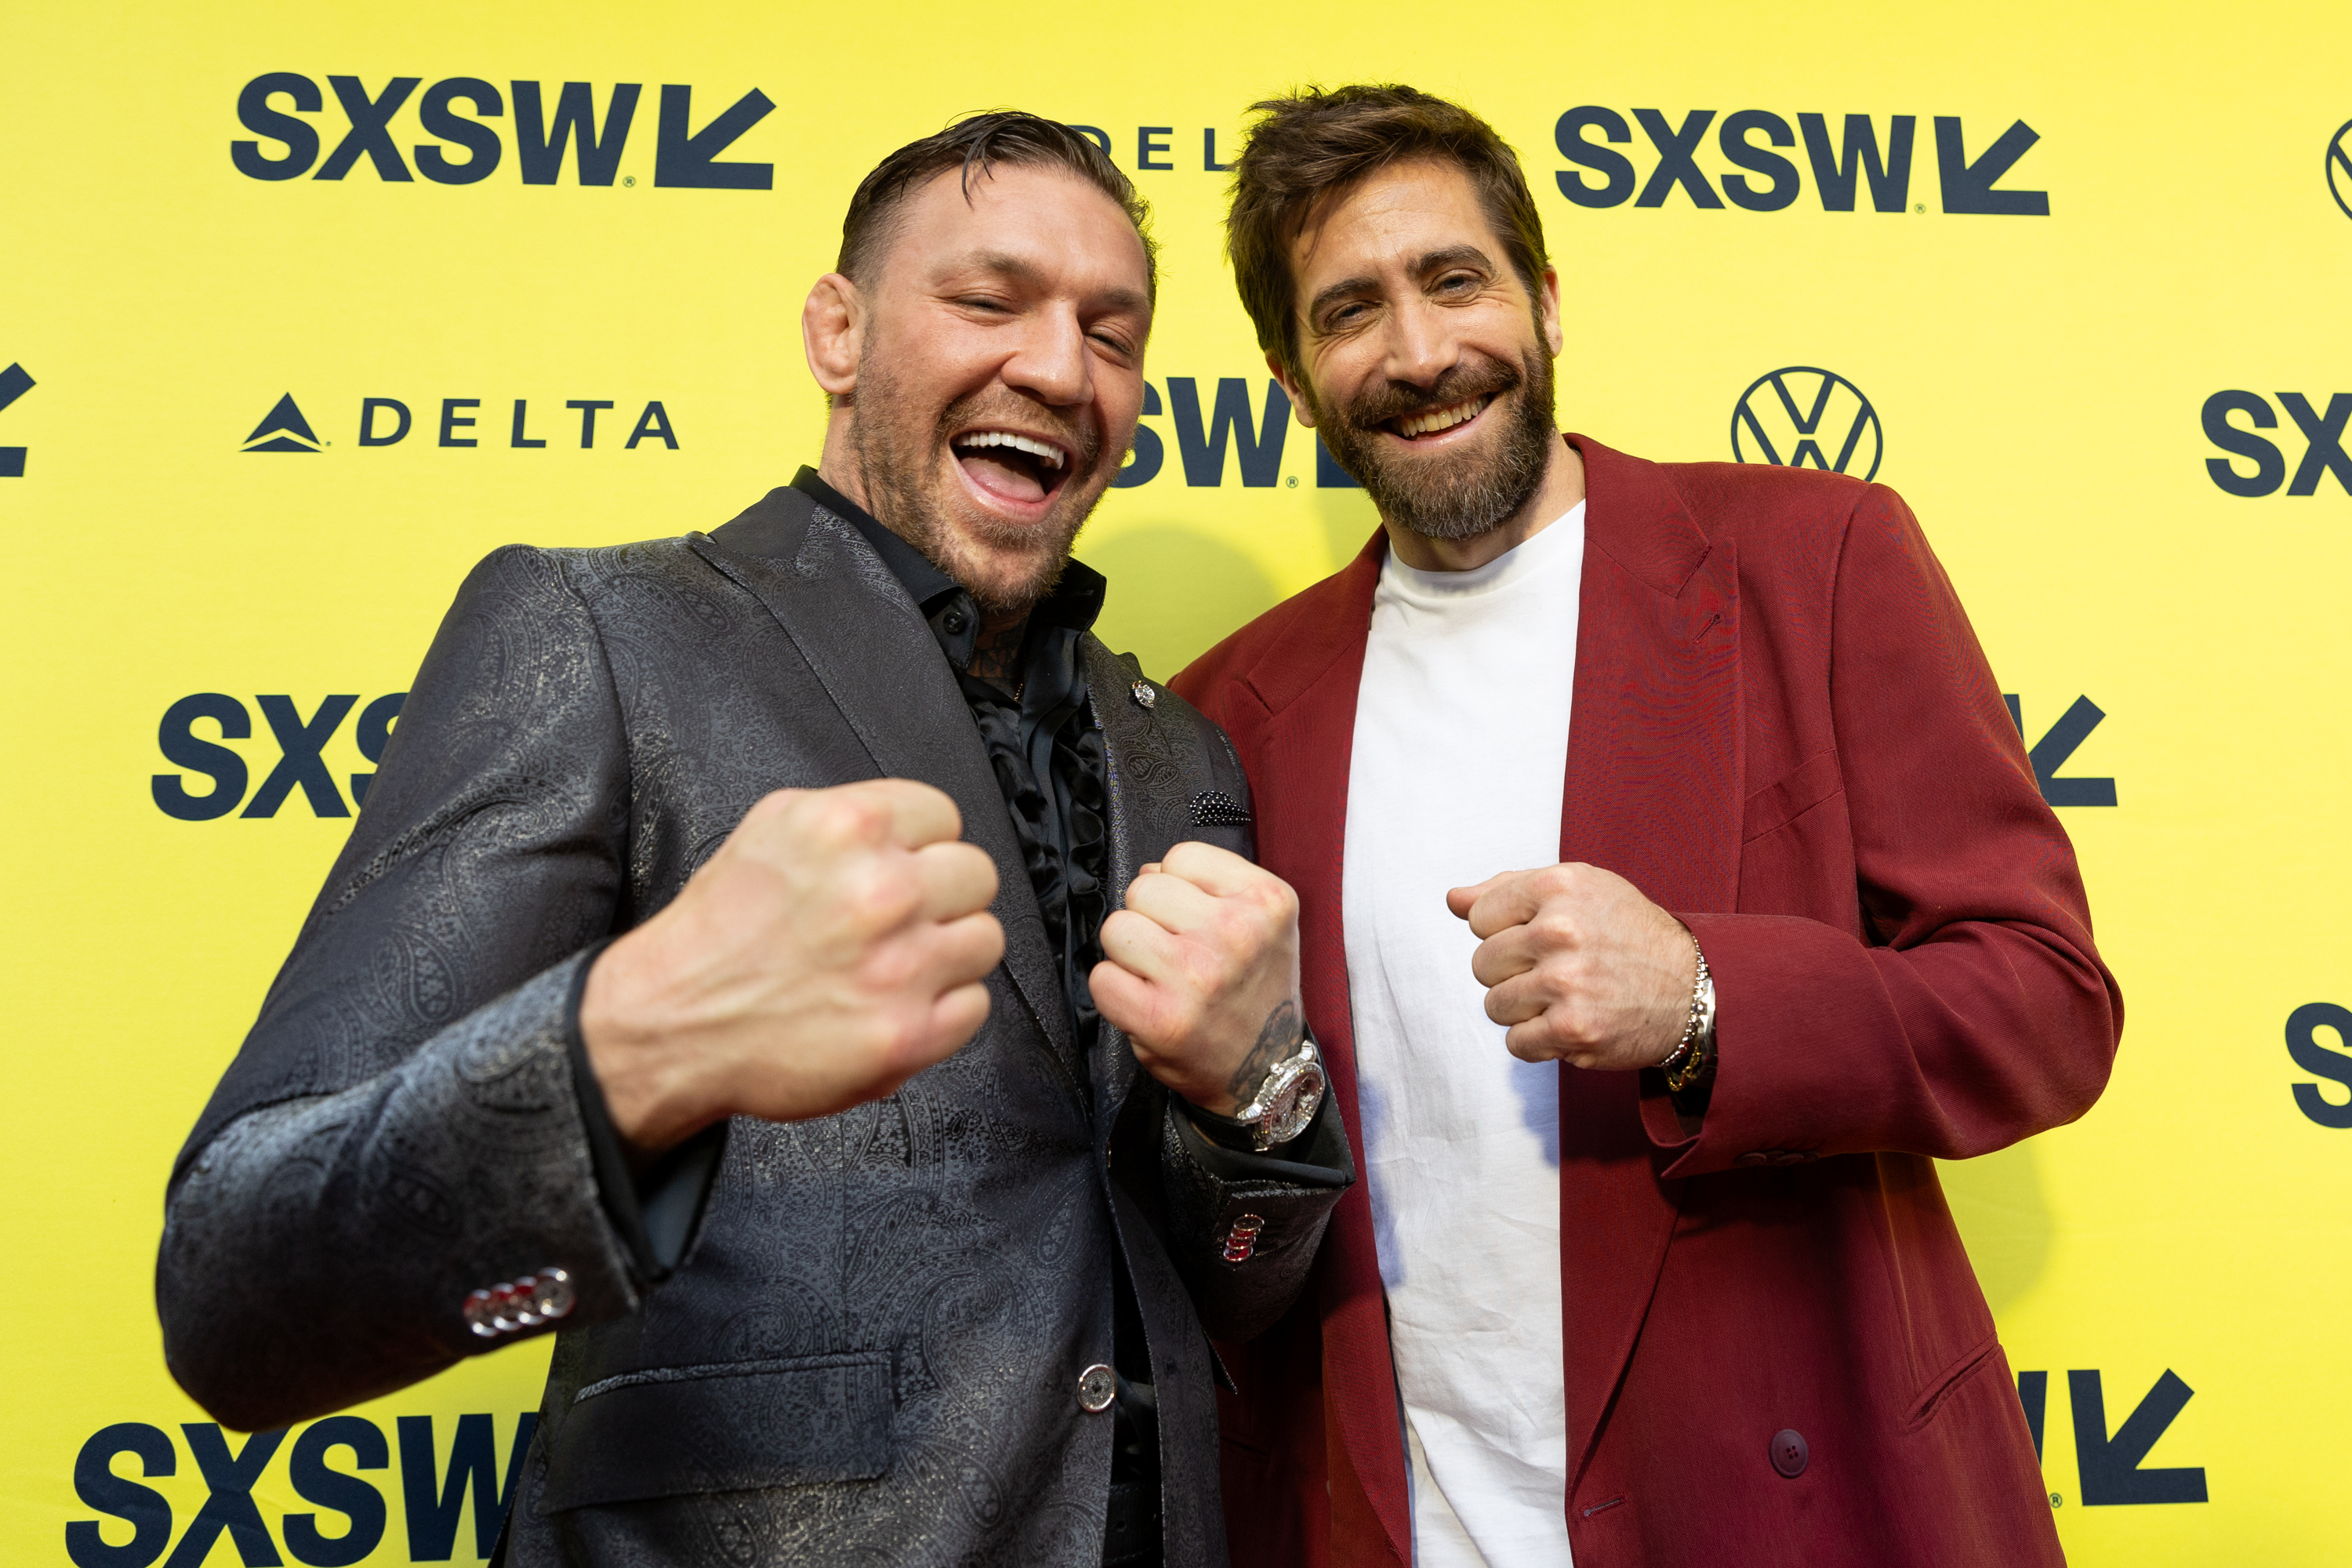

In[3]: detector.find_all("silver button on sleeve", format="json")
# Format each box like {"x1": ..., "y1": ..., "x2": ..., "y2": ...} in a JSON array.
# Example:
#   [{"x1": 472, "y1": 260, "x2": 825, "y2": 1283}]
[{"x1": 1077, "y1": 1363, "x2": 1117, "y2": 1413}]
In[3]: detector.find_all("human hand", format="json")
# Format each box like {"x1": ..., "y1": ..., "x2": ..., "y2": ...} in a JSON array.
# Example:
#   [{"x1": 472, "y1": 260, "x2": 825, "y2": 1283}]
[
  {"x1": 579, "y1": 779, "x2": 1003, "y2": 1156},
  {"x1": 1091, "y1": 841, "x2": 1304, "y2": 1117},
  {"x1": 1446, "y1": 862, "x2": 1693, "y2": 1071}
]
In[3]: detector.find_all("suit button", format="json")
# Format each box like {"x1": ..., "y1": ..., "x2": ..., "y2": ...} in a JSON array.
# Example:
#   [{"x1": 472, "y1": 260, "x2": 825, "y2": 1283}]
[
  {"x1": 1770, "y1": 1428, "x2": 1809, "y2": 1478},
  {"x1": 1736, "y1": 1152, "x2": 1770, "y2": 1167},
  {"x1": 1078, "y1": 1363, "x2": 1118, "y2": 1413}
]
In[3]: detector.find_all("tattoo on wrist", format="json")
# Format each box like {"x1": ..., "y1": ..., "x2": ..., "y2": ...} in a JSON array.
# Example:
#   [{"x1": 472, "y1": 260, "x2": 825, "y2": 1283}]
[{"x1": 1225, "y1": 1000, "x2": 1303, "y2": 1103}]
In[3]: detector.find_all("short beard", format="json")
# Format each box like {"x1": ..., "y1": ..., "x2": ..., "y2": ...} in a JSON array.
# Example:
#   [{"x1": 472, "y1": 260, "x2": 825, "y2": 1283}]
[
  {"x1": 1312, "y1": 343, "x2": 1557, "y2": 543},
  {"x1": 848, "y1": 345, "x2": 1105, "y2": 618}
]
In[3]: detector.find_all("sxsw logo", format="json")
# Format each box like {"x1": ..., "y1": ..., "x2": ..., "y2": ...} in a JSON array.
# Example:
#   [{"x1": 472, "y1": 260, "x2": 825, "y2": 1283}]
[
  {"x1": 154, "y1": 692, "x2": 405, "y2": 820},
  {"x1": 2201, "y1": 391, "x2": 2350, "y2": 497},
  {"x1": 2016, "y1": 1368, "x2": 2208, "y2": 1508},
  {"x1": 0, "y1": 361, "x2": 32, "y2": 476},
  {"x1": 1730, "y1": 368, "x2": 1882, "y2": 480},
  {"x1": 233, "y1": 74, "x2": 772, "y2": 187},
  {"x1": 68, "y1": 1412, "x2": 532, "y2": 1567},
  {"x1": 1117, "y1": 376, "x2": 1330, "y2": 489},
  {"x1": 241, "y1": 394, "x2": 678, "y2": 452},
  {"x1": 1555, "y1": 110, "x2": 2047, "y2": 215},
  {"x1": 2285, "y1": 1002, "x2": 2352, "y2": 1127},
  {"x1": 2004, "y1": 695, "x2": 2116, "y2": 808}
]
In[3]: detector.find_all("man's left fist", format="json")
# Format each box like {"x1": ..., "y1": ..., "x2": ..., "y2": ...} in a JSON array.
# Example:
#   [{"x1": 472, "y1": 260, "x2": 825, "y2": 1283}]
[
  {"x1": 1092, "y1": 841, "x2": 1304, "y2": 1117},
  {"x1": 1447, "y1": 862, "x2": 1695, "y2": 1071}
]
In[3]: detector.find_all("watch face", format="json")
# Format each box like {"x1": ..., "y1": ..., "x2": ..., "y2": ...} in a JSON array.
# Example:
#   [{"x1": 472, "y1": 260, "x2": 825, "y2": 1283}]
[{"x1": 1265, "y1": 1063, "x2": 1327, "y2": 1143}]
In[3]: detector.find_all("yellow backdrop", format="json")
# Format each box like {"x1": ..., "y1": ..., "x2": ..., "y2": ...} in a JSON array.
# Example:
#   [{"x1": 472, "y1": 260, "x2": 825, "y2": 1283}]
[{"x1": 5, "y1": 2, "x2": 2346, "y2": 1562}]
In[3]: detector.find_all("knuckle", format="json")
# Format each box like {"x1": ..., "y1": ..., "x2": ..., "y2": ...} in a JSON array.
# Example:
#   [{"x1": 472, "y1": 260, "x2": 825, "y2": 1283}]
[
  {"x1": 1532, "y1": 912, "x2": 1578, "y2": 948},
  {"x1": 840, "y1": 860, "x2": 917, "y2": 931},
  {"x1": 875, "y1": 1007, "x2": 929, "y2": 1066}
]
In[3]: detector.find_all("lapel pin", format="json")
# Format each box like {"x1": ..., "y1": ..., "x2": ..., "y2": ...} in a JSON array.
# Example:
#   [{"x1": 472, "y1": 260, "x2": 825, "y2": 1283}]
[{"x1": 1131, "y1": 680, "x2": 1158, "y2": 710}]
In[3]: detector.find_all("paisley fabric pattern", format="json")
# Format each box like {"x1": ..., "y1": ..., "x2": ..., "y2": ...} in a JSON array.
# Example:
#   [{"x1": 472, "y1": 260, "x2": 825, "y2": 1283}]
[{"x1": 154, "y1": 482, "x2": 1353, "y2": 1568}]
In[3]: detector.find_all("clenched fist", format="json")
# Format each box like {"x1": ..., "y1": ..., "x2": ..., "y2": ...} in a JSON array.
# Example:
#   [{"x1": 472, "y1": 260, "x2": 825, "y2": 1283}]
[
  {"x1": 1091, "y1": 841, "x2": 1305, "y2": 1117},
  {"x1": 580, "y1": 779, "x2": 1004, "y2": 1156},
  {"x1": 1447, "y1": 861, "x2": 1695, "y2": 1071}
]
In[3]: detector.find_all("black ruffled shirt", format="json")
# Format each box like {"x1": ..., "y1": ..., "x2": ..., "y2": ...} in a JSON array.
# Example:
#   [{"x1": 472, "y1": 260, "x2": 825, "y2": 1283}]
[{"x1": 791, "y1": 470, "x2": 1114, "y2": 1060}]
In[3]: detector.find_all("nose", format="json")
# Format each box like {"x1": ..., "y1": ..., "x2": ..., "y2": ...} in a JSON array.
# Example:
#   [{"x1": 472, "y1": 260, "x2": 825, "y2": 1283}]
[
  {"x1": 1381, "y1": 292, "x2": 1461, "y2": 391},
  {"x1": 1000, "y1": 303, "x2": 1091, "y2": 408}
]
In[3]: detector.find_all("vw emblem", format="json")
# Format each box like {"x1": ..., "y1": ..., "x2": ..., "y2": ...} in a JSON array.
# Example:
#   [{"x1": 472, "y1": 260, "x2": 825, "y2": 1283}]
[
  {"x1": 1731, "y1": 367, "x2": 1882, "y2": 482},
  {"x1": 2330, "y1": 118, "x2": 2352, "y2": 222}
]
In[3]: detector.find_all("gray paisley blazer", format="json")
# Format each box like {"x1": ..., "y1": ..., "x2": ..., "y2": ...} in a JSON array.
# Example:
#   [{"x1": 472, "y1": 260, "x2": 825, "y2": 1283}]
[{"x1": 156, "y1": 483, "x2": 1352, "y2": 1566}]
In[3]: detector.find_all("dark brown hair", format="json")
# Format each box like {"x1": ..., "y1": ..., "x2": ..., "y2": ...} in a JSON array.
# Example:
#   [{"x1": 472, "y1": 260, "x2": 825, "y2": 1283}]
[
  {"x1": 837, "y1": 111, "x2": 1158, "y2": 301},
  {"x1": 1225, "y1": 85, "x2": 1548, "y2": 380}
]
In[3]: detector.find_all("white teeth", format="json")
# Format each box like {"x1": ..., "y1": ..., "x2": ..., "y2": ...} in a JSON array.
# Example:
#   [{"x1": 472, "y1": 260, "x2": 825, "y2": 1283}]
[
  {"x1": 953, "y1": 430, "x2": 1065, "y2": 469},
  {"x1": 1398, "y1": 395, "x2": 1492, "y2": 438}
]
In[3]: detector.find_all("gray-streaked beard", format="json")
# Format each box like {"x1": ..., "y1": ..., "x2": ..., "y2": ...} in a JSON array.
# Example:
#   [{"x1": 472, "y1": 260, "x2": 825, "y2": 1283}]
[
  {"x1": 1315, "y1": 344, "x2": 1558, "y2": 543},
  {"x1": 848, "y1": 350, "x2": 1104, "y2": 617}
]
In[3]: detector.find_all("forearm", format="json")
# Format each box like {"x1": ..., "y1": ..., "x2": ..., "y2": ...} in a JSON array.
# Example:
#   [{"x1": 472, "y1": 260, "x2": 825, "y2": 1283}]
[
  {"x1": 1156, "y1": 1094, "x2": 1352, "y2": 1342},
  {"x1": 1642, "y1": 912, "x2": 2118, "y2": 1175},
  {"x1": 158, "y1": 953, "x2": 639, "y2": 1432}
]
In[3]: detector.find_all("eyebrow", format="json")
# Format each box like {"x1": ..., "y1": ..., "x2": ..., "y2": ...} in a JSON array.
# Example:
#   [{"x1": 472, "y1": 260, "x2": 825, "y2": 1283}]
[
  {"x1": 1305, "y1": 243, "x2": 1498, "y2": 325},
  {"x1": 943, "y1": 249, "x2": 1151, "y2": 315}
]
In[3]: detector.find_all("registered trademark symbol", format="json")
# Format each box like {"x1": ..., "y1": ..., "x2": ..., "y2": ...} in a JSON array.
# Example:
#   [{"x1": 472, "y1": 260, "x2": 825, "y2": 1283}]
[
  {"x1": 1287, "y1": 474, "x2": 1298, "y2": 488},
  {"x1": 1914, "y1": 201, "x2": 1926, "y2": 213},
  {"x1": 624, "y1": 176, "x2": 637, "y2": 187},
  {"x1": 2049, "y1": 1492, "x2": 2063, "y2": 1507}
]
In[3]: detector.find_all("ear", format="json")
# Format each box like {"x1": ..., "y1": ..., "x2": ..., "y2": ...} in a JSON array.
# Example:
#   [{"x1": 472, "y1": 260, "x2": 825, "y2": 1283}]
[
  {"x1": 1266, "y1": 350, "x2": 1316, "y2": 429},
  {"x1": 803, "y1": 273, "x2": 864, "y2": 397},
  {"x1": 1537, "y1": 266, "x2": 1564, "y2": 359}
]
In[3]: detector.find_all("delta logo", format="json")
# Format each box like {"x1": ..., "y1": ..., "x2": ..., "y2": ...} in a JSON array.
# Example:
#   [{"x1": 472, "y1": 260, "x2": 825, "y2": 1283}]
[{"x1": 239, "y1": 393, "x2": 679, "y2": 452}]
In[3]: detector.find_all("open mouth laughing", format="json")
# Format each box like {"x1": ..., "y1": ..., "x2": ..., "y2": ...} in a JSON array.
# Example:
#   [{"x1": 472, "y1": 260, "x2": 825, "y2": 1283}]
[{"x1": 951, "y1": 427, "x2": 1074, "y2": 510}]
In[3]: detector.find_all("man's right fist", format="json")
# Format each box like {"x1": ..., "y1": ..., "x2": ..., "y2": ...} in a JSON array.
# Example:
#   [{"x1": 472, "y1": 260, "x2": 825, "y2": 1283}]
[{"x1": 579, "y1": 779, "x2": 1004, "y2": 1158}]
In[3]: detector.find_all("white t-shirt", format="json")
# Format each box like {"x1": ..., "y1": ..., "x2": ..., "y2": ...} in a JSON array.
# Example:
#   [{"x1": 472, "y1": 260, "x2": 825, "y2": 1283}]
[{"x1": 1341, "y1": 504, "x2": 1585, "y2": 1566}]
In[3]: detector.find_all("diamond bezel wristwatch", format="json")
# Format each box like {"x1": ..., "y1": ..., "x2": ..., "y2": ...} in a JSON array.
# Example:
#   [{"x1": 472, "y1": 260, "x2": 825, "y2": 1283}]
[{"x1": 1238, "y1": 1041, "x2": 1326, "y2": 1152}]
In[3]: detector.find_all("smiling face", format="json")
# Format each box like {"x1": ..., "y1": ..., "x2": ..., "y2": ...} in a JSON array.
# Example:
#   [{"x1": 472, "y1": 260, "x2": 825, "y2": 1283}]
[
  {"x1": 816, "y1": 162, "x2": 1152, "y2": 615},
  {"x1": 1276, "y1": 157, "x2": 1565, "y2": 543}
]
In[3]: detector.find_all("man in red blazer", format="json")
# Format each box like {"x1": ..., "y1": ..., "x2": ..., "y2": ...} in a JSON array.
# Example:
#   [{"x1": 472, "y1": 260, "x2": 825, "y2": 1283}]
[{"x1": 1173, "y1": 85, "x2": 2122, "y2": 1567}]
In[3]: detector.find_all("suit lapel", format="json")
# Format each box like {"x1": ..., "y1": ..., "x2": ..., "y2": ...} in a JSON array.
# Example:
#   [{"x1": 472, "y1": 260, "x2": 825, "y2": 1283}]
[
  {"x1": 1086, "y1": 637, "x2": 1174, "y2": 1131},
  {"x1": 1554, "y1": 434, "x2": 1744, "y2": 1485},
  {"x1": 686, "y1": 487, "x2": 1076, "y2": 1080},
  {"x1": 1227, "y1": 536, "x2": 1414, "y2": 1566}
]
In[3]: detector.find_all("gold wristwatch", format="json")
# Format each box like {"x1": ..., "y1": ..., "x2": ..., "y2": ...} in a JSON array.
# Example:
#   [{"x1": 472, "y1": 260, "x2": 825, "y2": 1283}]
[{"x1": 1657, "y1": 938, "x2": 1718, "y2": 1094}]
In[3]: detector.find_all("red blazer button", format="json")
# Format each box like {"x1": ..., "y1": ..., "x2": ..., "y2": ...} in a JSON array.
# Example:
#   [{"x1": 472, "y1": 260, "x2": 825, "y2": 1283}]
[{"x1": 1770, "y1": 1428, "x2": 1809, "y2": 1478}]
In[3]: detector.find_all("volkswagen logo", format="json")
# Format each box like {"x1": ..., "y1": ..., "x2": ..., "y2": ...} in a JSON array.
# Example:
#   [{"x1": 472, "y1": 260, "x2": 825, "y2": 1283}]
[
  {"x1": 2330, "y1": 118, "x2": 2352, "y2": 222},
  {"x1": 1731, "y1": 367, "x2": 1882, "y2": 481}
]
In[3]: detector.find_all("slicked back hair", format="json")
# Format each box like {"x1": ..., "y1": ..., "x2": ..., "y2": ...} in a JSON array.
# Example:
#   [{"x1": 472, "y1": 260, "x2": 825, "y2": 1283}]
[
  {"x1": 1225, "y1": 85, "x2": 1548, "y2": 383},
  {"x1": 836, "y1": 111, "x2": 1158, "y2": 303}
]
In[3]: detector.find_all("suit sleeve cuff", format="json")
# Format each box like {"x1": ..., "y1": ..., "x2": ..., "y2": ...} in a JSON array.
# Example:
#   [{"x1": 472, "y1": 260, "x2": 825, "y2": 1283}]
[
  {"x1": 1172, "y1": 1094, "x2": 1351, "y2": 1187},
  {"x1": 564, "y1": 942, "x2": 724, "y2": 1281}
]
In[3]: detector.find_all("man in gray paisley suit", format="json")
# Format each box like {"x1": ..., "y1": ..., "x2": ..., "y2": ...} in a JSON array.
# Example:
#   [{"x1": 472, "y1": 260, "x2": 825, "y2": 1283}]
[{"x1": 157, "y1": 112, "x2": 1353, "y2": 1567}]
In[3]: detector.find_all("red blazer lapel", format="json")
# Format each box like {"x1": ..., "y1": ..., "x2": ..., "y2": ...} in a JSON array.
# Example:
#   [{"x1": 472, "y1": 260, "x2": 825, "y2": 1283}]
[
  {"x1": 1555, "y1": 435, "x2": 1745, "y2": 1488},
  {"x1": 1221, "y1": 532, "x2": 1413, "y2": 1566}
]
